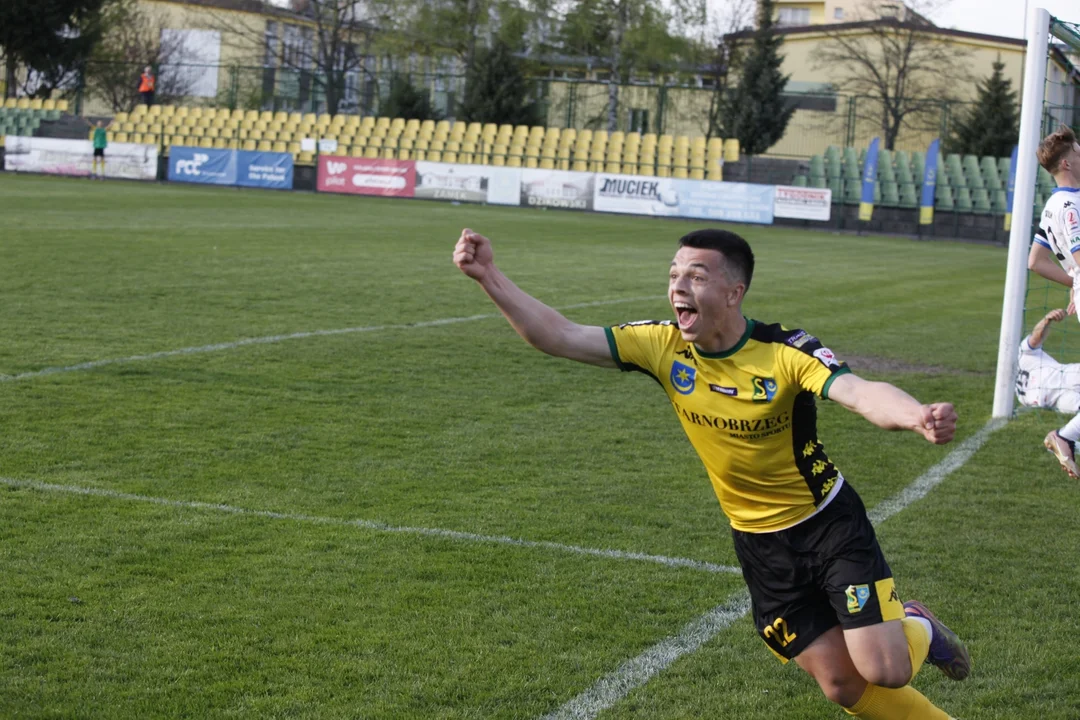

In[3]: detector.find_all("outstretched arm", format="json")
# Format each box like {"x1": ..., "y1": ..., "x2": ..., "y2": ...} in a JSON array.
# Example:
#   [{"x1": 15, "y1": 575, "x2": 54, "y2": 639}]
[
  {"x1": 1028, "y1": 308, "x2": 1067, "y2": 349},
  {"x1": 826, "y1": 373, "x2": 956, "y2": 445},
  {"x1": 452, "y1": 228, "x2": 616, "y2": 368},
  {"x1": 1028, "y1": 243, "x2": 1073, "y2": 288}
]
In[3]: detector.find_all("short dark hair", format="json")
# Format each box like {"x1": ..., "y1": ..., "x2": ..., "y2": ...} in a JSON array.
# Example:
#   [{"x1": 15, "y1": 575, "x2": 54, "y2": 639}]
[
  {"x1": 678, "y1": 229, "x2": 755, "y2": 290},
  {"x1": 1037, "y1": 125, "x2": 1077, "y2": 175}
]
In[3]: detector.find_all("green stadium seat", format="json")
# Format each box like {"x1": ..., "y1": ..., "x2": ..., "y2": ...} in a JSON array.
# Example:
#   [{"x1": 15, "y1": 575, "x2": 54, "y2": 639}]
[
  {"x1": 843, "y1": 146, "x2": 858, "y2": 165},
  {"x1": 878, "y1": 149, "x2": 892, "y2": 171},
  {"x1": 810, "y1": 176, "x2": 827, "y2": 189},
  {"x1": 793, "y1": 174, "x2": 809, "y2": 187},
  {"x1": 882, "y1": 182, "x2": 900, "y2": 207},
  {"x1": 955, "y1": 187, "x2": 973, "y2": 212},
  {"x1": 826, "y1": 145, "x2": 841, "y2": 163},
  {"x1": 844, "y1": 180, "x2": 862, "y2": 205},
  {"x1": 826, "y1": 156, "x2": 841, "y2": 178},
  {"x1": 912, "y1": 152, "x2": 925, "y2": 180},
  {"x1": 899, "y1": 183, "x2": 919, "y2": 208},
  {"x1": 998, "y1": 156, "x2": 1011, "y2": 178},
  {"x1": 828, "y1": 177, "x2": 843, "y2": 196},
  {"x1": 843, "y1": 159, "x2": 860, "y2": 181},
  {"x1": 878, "y1": 163, "x2": 896, "y2": 183},
  {"x1": 809, "y1": 155, "x2": 825, "y2": 179},
  {"x1": 936, "y1": 185, "x2": 955, "y2": 211},
  {"x1": 972, "y1": 188, "x2": 992, "y2": 214},
  {"x1": 896, "y1": 165, "x2": 914, "y2": 185},
  {"x1": 992, "y1": 190, "x2": 1009, "y2": 214},
  {"x1": 966, "y1": 170, "x2": 985, "y2": 189}
]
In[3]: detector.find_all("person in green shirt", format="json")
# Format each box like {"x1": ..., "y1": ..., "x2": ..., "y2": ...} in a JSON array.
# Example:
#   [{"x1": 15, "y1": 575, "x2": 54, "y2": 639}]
[{"x1": 92, "y1": 120, "x2": 107, "y2": 179}]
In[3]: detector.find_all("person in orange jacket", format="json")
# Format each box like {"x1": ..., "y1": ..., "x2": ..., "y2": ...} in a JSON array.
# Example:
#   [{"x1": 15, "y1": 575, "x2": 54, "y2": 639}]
[{"x1": 139, "y1": 66, "x2": 156, "y2": 106}]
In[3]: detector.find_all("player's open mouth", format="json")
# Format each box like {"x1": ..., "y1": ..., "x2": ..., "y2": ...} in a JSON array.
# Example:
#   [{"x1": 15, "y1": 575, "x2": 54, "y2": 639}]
[{"x1": 673, "y1": 301, "x2": 698, "y2": 330}]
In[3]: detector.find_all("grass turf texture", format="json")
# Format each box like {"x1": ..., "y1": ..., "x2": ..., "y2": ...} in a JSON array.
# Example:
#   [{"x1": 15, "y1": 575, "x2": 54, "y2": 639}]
[{"x1": 0, "y1": 173, "x2": 1077, "y2": 719}]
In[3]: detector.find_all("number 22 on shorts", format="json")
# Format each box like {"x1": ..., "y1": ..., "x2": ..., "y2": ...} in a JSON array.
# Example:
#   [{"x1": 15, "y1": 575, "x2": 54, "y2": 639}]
[{"x1": 763, "y1": 617, "x2": 797, "y2": 648}]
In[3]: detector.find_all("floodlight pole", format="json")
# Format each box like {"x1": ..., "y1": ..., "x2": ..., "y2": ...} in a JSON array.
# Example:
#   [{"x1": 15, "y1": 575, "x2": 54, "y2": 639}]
[{"x1": 992, "y1": 6, "x2": 1051, "y2": 418}]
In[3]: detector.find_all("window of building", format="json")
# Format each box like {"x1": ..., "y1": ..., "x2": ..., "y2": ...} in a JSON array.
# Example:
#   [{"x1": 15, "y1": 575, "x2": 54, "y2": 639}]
[
  {"x1": 777, "y1": 8, "x2": 811, "y2": 26},
  {"x1": 834, "y1": 7, "x2": 844, "y2": 20},
  {"x1": 264, "y1": 21, "x2": 279, "y2": 67},
  {"x1": 628, "y1": 108, "x2": 649, "y2": 134}
]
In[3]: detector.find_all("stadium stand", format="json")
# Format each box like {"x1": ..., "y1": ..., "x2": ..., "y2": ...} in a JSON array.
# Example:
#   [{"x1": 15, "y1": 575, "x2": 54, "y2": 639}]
[
  {"x1": 0, "y1": 98, "x2": 69, "y2": 145},
  {"x1": 789, "y1": 145, "x2": 1025, "y2": 214},
  {"x1": 90, "y1": 103, "x2": 740, "y2": 177}
]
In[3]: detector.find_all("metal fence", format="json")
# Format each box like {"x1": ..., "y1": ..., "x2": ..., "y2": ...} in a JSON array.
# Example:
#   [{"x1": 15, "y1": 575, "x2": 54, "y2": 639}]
[{"x1": 52, "y1": 60, "x2": 1080, "y2": 159}]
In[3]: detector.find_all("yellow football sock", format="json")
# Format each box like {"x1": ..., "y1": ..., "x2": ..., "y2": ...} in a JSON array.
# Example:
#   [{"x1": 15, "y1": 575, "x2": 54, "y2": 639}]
[
  {"x1": 901, "y1": 617, "x2": 931, "y2": 683},
  {"x1": 843, "y1": 683, "x2": 951, "y2": 719}
]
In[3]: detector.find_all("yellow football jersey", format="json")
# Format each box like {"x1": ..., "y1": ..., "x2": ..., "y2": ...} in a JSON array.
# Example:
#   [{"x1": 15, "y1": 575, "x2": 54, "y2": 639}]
[{"x1": 605, "y1": 318, "x2": 852, "y2": 533}]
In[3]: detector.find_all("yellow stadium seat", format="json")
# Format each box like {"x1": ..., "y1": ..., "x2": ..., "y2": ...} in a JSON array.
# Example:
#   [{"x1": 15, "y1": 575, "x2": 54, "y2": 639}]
[
  {"x1": 288, "y1": 142, "x2": 301, "y2": 155},
  {"x1": 254, "y1": 140, "x2": 270, "y2": 151},
  {"x1": 540, "y1": 158, "x2": 555, "y2": 170},
  {"x1": 196, "y1": 137, "x2": 211, "y2": 148},
  {"x1": 129, "y1": 133, "x2": 142, "y2": 145},
  {"x1": 361, "y1": 146, "x2": 377, "y2": 158},
  {"x1": 132, "y1": 104, "x2": 148, "y2": 116},
  {"x1": 297, "y1": 151, "x2": 315, "y2": 165},
  {"x1": 492, "y1": 155, "x2": 505, "y2": 166},
  {"x1": 42, "y1": 99, "x2": 56, "y2": 111},
  {"x1": 115, "y1": 132, "x2": 129, "y2": 143},
  {"x1": 360, "y1": 116, "x2": 375, "y2": 129},
  {"x1": 159, "y1": 105, "x2": 176, "y2": 117},
  {"x1": 605, "y1": 161, "x2": 620, "y2": 173},
  {"x1": 351, "y1": 146, "x2": 366, "y2": 158},
  {"x1": 572, "y1": 160, "x2": 587, "y2": 172},
  {"x1": 723, "y1": 138, "x2": 740, "y2": 162},
  {"x1": 114, "y1": 112, "x2": 129, "y2": 123},
  {"x1": 56, "y1": 99, "x2": 69, "y2": 112},
  {"x1": 213, "y1": 138, "x2": 228, "y2": 149},
  {"x1": 441, "y1": 151, "x2": 456, "y2": 164},
  {"x1": 272, "y1": 111, "x2": 287, "y2": 124},
  {"x1": 426, "y1": 150, "x2": 442, "y2": 162},
  {"x1": 170, "y1": 135, "x2": 186, "y2": 147},
  {"x1": 507, "y1": 155, "x2": 522, "y2": 167},
  {"x1": 272, "y1": 141, "x2": 287, "y2": 153},
  {"x1": 690, "y1": 168, "x2": 705, "y2": 180}
]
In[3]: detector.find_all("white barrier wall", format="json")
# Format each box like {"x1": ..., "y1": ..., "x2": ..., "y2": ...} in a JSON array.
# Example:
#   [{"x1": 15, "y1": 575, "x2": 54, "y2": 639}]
[{"x1": 5, "y1": 136, "x2": 158, "y2": 180}]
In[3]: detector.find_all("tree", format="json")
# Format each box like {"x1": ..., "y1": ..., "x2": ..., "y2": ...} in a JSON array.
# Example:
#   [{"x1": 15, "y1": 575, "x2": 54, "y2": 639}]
[
  {"x1": 382, "y1": 72, "x2": 442, "y2": 120},
  {"x1": 83, "y1": 0, "x2": 199, "y2": 112},
  {"x1": 947, "y1": 58, "x2": 1019, "y2": 158},
  {"x1": 559, "y1": 0, "x2": 702, "y2": 132},
  {"x1": 813, "y1": 1, "x2": 972, "y2": 150},
  {"x1": 0, "y1": 0, "x2": 108, "y2": 98},
  {"x1": 210, "y1": 0, "x2": 385, "y2": 115},
  {"x1": 458, "y1": 39, "x2": 540, "y2": 126},
  {"x1": 701, "y1": 0, "x2": 754, "y2": 141},
  {"x1": 721, "y1": 0, "x2": 794, "y2": 156}
]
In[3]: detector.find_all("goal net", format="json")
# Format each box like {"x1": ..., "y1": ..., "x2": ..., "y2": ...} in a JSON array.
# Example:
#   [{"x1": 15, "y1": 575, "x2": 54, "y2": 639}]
[{"x1": 992, "y1": 8, "x2": 1080, "y2": 418}]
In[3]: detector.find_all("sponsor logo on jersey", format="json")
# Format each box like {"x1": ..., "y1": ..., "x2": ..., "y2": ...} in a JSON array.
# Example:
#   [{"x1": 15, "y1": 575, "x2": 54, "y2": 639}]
[
  {"x1": 845, "y1": 584, "x2": 871, "y2": 614},
  {"x1": 787, "y1": 331, "x2": 816, "y2": 349},
  {"x1": 709, "y1": 384, "x2": 737, "y2": 396},
  {"x1": 670, "y1": 360, "x2": 696, "y2": 395},
  {"x1": 813, "y1": 347, "x2": 842, "y2": 369},
  {"x1": 671, "y1": 401, "x2": 791, "y2": 438},
  {"x1": 751, "y1": 376, "x2": 778, "y2": 402}
]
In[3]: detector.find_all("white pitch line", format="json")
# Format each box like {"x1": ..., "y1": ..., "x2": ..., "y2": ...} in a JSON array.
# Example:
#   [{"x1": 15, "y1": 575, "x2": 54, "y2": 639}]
[
  {"x1": 541, "y1": 417, "x2": 1007, "y2": 720},
  {"x1": 0, "y1": 296, "x2": 659, "y2": 383},
  {"x1": 0, "y1": 476, "x2": 742, "y2": 576}
]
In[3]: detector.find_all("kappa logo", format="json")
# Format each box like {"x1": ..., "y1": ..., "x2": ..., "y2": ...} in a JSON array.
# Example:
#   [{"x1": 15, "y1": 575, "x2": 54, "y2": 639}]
[
  {"x1": 326, "y1": 161, "x2": 348, "y2": 175},
  {"x1": 845, "y1": 584, "x2": 871, "y2": 614},
  {"x1": 670, "y1": 360, "x2": 696, "y2": 395},
  {"x1": 813, "y1": 347, "x2": 842, "y2": 369},
  {"x1": 675, "y1": 347, "x2": 695, "y2": 362}
]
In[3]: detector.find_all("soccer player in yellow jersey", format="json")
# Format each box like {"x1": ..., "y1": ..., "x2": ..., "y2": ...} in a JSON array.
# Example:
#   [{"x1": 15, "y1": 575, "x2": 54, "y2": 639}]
[{"x1": 453, "y1": 227, "x2": 969, "y2": 720}]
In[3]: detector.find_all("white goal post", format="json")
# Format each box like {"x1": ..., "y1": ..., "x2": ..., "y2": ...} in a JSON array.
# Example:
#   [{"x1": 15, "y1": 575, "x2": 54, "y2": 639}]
[{"x1": 992, "y1": 7, "x2": 1053, "y2": 418}]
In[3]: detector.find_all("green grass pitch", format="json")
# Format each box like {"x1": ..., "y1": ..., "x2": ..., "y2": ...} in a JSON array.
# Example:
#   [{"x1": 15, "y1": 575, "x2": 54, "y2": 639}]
[{"x1": 0, "y1": 173, "x2": 1078, "y2": 719}]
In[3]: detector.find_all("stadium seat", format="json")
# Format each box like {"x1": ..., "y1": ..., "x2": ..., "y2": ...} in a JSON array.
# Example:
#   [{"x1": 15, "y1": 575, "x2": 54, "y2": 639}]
[
  {"x1": 899, "y1": 183, "x2": 919, "y2": 208},
  {"x1": 937, "y1": 184, "x2": 954, "y2": 209},
  {"x1": 972, "y1": 188, "x2": 992, "y2": 214},
  {"x1": 792, "y1": 175, "x2": 809, "y2": 187},
  {"x1": 955, "y1": 187, "x2": 973, "y2": 212},
  {"x1": 881, "y1": 182, "x2": 900, "y2": 207},
  {"x1": 992, "y1": 189, "x2": 1009, "y2": 214}
]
